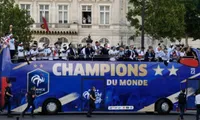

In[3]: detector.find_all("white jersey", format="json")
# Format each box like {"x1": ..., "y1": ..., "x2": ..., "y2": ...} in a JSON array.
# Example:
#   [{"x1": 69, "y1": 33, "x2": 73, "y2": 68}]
[
  {"x1": 109, "y1": 49, "x2": 119, "y2": 61},
  {"x1": 43, "y1": 48, "x2": 51, "y2": 60},
  {"x1": 180, "y1": 51, "x2": 185, "y2": 57},
  {"x1": 37, "y1": 48, "x2": 44, "y2": 60},
  {"x1": 160, "y1": 51, "x2": 169, "y2": 61},
  {"x1": 94, "y1": 46, "x2": 101, "y2": 55},
  {"x1": 60, "y1": 49, "x2": 68, "y2": 60},
  {"x1": 9, "y1": 38, "x2": 15, "y2": 50},
  {"x1": 17, "y1": 46, "x2": 24, "y2": 58},
  {"x1": 30, "y1": 49, "x2": 38, "y2": 61}
]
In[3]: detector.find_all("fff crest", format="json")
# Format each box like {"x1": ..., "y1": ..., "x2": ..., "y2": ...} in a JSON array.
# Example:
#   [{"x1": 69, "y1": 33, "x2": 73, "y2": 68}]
[{"x1": 27, "y1": 68, "x2": 49, "y2": 96}]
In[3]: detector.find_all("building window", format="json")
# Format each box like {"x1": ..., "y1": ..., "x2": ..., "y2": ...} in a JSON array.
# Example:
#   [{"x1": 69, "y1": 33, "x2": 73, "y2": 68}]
[
  {"x1": 20, "y1": 4, "x2": 31, "y2": 16},
  {"x1": 100, "y1": 6, "x2": 110, "y2": 25},
  {"x1": 39, "y1": 37, "x2": 50, "y2": 45},
  {"x1": 58, "y1": 5, "x2": 68, "y2": 24},
  {"x1": 39, "y1": 5, "x2": 49, "y2": 23},
  {"x1": 58, "y1": 37, "x2": 69, "y2": 43},
  {"x1": 82, "y1": 5, "x2": 92, "y2": 24},
  {"x1": 99, "y1": 38, "x2": 109, "y2": 44}
]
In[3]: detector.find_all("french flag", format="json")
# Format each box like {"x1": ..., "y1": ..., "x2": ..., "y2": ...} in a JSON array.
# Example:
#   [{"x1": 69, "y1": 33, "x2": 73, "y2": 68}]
[
  {"x1": 42, "y1": 16, "x2": 49, "y2": 32},
  {"x1": 0, "y1": 34, "x2": 13, "y2": 54}
]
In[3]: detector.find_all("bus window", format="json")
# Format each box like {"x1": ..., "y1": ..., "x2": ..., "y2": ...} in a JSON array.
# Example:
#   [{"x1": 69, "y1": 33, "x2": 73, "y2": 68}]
[{"x1": 186, "y1": 79, "x2": 200, "y2": 110}]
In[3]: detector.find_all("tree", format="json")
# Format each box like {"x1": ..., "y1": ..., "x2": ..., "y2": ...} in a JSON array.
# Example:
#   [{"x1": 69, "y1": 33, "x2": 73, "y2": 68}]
[
  {"x1": 127, "y1": 0, "x2": 186, "y2": 42},
  {"x1": 183, "y1": 0, "x2": 200, "y2": 45},
  {"x1": 0, "y1": 0, "x2": 34, "y2": 45}
]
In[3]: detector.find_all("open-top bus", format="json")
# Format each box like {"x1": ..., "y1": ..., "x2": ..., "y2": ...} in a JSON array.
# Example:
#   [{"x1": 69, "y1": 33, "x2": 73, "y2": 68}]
[{"x1": 0, "y1": 47, "x2": 200, "y2": 114}]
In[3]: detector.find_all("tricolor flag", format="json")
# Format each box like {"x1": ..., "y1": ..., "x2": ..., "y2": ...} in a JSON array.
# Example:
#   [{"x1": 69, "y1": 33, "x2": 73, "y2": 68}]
[
  {"x1": 0, "y1": 34, "x2": 13, "y2": 54},
  {"x1": 41, "y1": 17, "x2": 49, "y2": 32}
]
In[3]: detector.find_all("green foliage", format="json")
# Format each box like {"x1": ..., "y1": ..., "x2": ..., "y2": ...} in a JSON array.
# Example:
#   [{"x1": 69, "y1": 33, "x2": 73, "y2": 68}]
[
  {"x1": 0, "y1": 0, "x2": 34, "y2": 45},
  {"x1": 183, "y1": 0, "x2": 200, "y2": 40},
  {"x1": 127, "y1": 0, "x2": 186, "y2": 42}
]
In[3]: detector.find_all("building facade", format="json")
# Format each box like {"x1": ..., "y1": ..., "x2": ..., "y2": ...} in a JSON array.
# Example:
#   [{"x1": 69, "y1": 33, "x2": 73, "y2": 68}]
[{"x1": 14, "y1": 0, "x2": 136, "y2": 47}]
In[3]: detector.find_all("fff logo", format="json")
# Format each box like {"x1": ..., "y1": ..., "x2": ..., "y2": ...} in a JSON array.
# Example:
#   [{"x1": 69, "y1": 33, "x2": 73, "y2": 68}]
[{"x1": 27, "y1": 68, "x2": 50, "y2": 96}]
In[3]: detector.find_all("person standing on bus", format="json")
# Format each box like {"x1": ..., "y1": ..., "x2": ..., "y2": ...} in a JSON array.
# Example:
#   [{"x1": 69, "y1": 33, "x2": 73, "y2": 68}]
[
  {"x1": 195, "y1": 91, "x2": 200, "y2": 120},
  {"x1": 21, "y1": 86, "x2": 36, "y2": 118},
  {"x1": 87, "y1": 86, "x2": 96, "y2": 117},
  {"x1": 8, "y1": 35, "x2": 16, "y2": 59},
  {"x1": 177, "y1": 90, "x2": 186, "y2": 120},
  {"x1": 0, "y1": 82, "x2": 13, "y2": 117}
]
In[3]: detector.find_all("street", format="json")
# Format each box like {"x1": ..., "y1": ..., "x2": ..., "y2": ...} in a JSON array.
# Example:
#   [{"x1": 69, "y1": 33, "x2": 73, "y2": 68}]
[{"x1": 0, "y1": 114, "x2": 196, "y2": 120}]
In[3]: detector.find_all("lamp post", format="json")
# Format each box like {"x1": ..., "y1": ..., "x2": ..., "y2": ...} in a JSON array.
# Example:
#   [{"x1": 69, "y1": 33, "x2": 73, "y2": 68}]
[{"x1": 141, "y1": 0, "x2": 145, "y2": 48}]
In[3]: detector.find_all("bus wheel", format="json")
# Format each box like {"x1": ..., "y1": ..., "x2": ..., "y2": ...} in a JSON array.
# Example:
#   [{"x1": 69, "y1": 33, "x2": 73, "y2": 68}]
[
  {"x1": 156, "y1": 99, "x2": 171, "y2": 114},
  {"x1": 42, "y1": 98, "x2": 61, "y2": 115}
]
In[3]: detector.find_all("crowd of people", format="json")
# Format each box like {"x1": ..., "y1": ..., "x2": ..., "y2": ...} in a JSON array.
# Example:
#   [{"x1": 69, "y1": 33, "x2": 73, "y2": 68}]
[{"x1": 0, "y1": 34, "x2": 197, "y2": 63}]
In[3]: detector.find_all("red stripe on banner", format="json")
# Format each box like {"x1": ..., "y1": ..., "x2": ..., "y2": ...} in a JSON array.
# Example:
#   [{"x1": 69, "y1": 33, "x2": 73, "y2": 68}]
[
  {"x1": 42, "y1": 17, "x2": 49, "y2": 32},
  {"x1": 1, "y1": 77, "x2": 7, "y2": 107}
]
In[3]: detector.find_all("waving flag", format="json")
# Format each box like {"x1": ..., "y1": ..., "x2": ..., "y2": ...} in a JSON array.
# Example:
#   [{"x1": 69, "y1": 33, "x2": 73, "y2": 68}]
[
  {"x1": 41, "y1": 17, "x2": 49, "y2": 32},
  {"x1": 0, "y1": 34, "x2": 13, "y2": 54}
]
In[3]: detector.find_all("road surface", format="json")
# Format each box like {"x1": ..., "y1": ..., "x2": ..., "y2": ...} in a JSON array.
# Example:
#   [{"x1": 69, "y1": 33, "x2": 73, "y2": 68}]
[{"x1": 0, "y1": 114, "x2": 196, "y2": 120}]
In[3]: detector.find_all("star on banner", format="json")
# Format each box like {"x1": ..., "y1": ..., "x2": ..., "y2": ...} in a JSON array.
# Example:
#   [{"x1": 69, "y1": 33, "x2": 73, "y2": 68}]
[
  {"x1": 168, "y1": 65, "x2": 178, "y2": 76},
  {"x1": 153, "y1": 65, "x2": 164, "y2": 76}
]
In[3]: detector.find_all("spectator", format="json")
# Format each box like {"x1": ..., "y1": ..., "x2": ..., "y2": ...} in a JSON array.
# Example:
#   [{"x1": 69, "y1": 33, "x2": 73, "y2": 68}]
[
  {"x1": 196, "y1": 91, "x2": 200, "y2": 120},
  {"x1": 177, "y1": 90, "x2": 186, "y2": 120}
]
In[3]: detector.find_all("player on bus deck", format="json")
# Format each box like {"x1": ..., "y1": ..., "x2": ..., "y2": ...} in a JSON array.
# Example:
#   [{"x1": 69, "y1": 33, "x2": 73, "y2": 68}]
[
  {"x1": 17, "y1": 42, "x2": 24, "y2": 61},
  {"x1": 53, "y1": 42, "x2": 60, "y2": 60},
  {"x1": 0, "y1": 82, "x2": 13, "y2": 118},
  {"x1": 21, "y1": 86, "x2": 36, "y2": 118},
  {"x1": 29, "y1": 44, "x2": 38, "y2": 61},
  {"x1": 87, "y1": 86, "x2": 96, "y2": 117},
  {"x1": 43, "y1": 44, "x2": 51, "y2": 60},
  {"x1": 60, "y1": 44, "x2": 68, "y2": 60},
  {"x1": 8, "y1": 35, "x2": 16, "y2": 59}
]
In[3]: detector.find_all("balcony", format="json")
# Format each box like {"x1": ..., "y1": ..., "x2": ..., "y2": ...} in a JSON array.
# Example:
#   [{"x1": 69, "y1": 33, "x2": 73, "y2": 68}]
[
  {"x1": 81, "y1": 24, "x2": 92, "y2": 28},
  {"x1": 31, "y1": 23, "x2": 78, "y2": 35},
  {"x1": 32, "y1": 23, "x2": 70, "y2": 28},
  {"x1": 99, "y1": 25, "x2": 110, "y2": 29}
]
